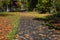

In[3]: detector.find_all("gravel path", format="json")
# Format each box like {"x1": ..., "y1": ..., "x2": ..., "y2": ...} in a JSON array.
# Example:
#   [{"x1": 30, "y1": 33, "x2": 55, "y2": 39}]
[{"x1": 15, "y1": 14, "x2": 60, "y2": 40}]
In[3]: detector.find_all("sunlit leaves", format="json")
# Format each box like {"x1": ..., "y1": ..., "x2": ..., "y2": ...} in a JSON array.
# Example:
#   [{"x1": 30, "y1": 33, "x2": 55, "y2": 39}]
[
  {"x1": 42, "y1": 0, "x2": 48, "y2": 3},
  {"x1": 17, "y1": 0, "x2": 22, "y2": 7}
]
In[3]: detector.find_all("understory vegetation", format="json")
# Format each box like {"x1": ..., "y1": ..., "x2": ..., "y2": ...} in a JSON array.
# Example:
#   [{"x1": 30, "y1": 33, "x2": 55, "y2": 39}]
[
  {"x1": 35, "y1": 13, "x2": 60, "y2": 30},
  {"x1": 45, "y1": 13, "x2": 60, "y2": 30}
]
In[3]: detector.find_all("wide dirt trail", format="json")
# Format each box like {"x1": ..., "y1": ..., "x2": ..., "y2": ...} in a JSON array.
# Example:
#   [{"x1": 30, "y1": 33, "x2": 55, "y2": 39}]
[{"x1": 15, "y1": 13, "x2": 60, "y2": 40}]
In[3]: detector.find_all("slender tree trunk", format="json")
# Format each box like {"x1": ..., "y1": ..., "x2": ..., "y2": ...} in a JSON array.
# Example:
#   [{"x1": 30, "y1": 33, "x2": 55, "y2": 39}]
[{"x1": 6, "y1": 5, "x2": 9, "y2": 12}]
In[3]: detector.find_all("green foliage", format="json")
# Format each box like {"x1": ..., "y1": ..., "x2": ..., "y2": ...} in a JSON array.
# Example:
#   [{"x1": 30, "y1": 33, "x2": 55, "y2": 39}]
[
  {"x1": 42, "y1": 0, "x2": 48, "y2": 3},
  {"x1": 17, "y1": 0, "x2": 22, "y2": 8},
  {"x1": 0, "y1": 0, "x2": 59, "y2": 12},
  {"x1": 46, "y1": 13, "x2": 60, "y2": 20},
  {"x1": 0, "y1": 1, "x2": 3, "y2": 8},
  {"x1": 27, "y1": 0, "x2": 33, "y2": 11},
  {"x1": 57, "y1": 0, "x2": 60, "y2": 5},
  {"x1": 3, "y1": 0, "x2": 10, "y2": 5},
  {"x1": 27, "y1": 0, "x2": 38, "y2": 11},
  {"x1": 37, "y1": 0, "x2": 53, "y2": 13}
]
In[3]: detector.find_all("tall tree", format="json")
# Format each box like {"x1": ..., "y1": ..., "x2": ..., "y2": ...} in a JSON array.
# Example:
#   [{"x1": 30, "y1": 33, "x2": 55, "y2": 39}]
[{"x1": 3, "y1": 0, "x2": 10, "y2": 12}]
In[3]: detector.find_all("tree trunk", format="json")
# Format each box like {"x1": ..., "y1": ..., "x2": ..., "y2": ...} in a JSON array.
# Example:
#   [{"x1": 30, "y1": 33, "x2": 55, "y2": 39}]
[{"x1": 6, "y1": 5, "x2": 9, "y2": 12}]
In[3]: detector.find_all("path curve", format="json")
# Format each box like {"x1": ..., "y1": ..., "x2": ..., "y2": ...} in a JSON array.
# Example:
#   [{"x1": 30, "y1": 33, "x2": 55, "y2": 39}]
[{"x1": 15, "y1": 13, "x2": 60, "y2": 40}]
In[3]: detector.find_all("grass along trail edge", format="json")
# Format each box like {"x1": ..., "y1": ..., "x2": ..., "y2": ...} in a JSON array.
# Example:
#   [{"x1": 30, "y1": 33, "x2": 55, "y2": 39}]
[{"x1": 5, "y1": 12, "x2": 20, "y2": 40}]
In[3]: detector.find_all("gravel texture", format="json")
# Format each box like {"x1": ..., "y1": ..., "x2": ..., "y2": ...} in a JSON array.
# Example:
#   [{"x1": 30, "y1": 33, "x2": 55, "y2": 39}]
[{"x1": 15, "y1": 14, "x2": 60, "y2": 40}]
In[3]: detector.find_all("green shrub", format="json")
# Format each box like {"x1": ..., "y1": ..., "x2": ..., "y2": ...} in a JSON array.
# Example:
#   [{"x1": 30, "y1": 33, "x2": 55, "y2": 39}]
[{"x1": 36, "y1": 0, "x2": 53, "y2": 13}]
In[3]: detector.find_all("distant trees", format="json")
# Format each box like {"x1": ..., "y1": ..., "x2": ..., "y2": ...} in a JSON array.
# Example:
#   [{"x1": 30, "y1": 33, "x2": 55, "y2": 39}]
[
  {"x1": 55, "y1": 0, "x2": 60, "y2": 13},
  {"x1": 0, "y1": 0, "x2": 10, "y2": 12},
  {"x1": 3, "y1": 0, "x2": 10, "y2": 11},
  {"x1": 36, "y1": 0, "x2": 53, "y2": 13},
  {"x1": 36, "y1": 0, "x2": 60, "y2": 13},
  {"x1": 0, "y1": 0, "x2": 60, "y2": 12},
  {"x1": 18, "y1": 0, "x2": 27, "y2": 10},
  {"x1": 27, "y1": 0, "x2": 38, "y2": 11},
  {"x1": 0, "y1": 1, "x2": 4, "y2": 11}
]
